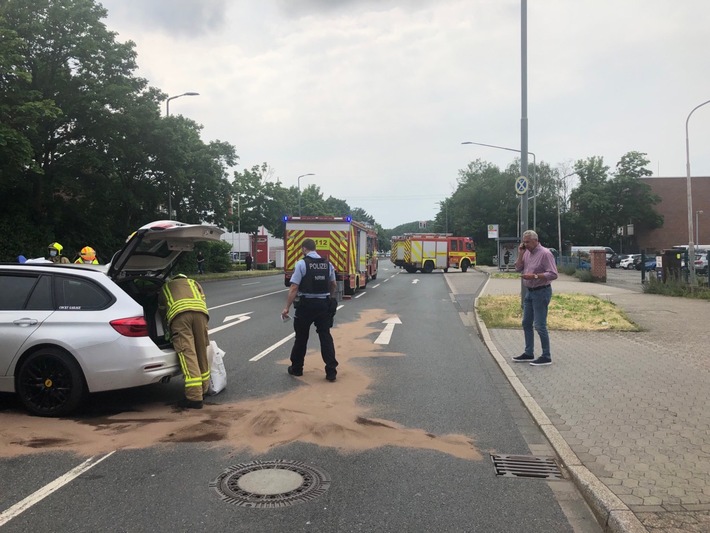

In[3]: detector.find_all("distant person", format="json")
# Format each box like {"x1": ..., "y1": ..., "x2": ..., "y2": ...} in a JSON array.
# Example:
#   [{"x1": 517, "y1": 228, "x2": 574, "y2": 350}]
[
  {"x1": 196, "y1": 251, "x2": 205, "y2": 274},
  {"x1": 512, "y1": 230, "x2": 559, "y2": 366},
  {"x1": 503, "y1": 249, "x2": 511, "y2": 265},
  {"x1": 75, "y1": 246, "x2": 99, "y2": 264},
  {"x1": 245, "y1": 253, "x2": 253, "y2": 271},
  {"x1": 159, "y1": 274, "x2": 210, "y2": 409},
  {"x1": 47, "y1": 242, "x2": 70, "y2": 264},
  {"x1": 281, "y1": 238, "x2": 338, "y2": 381}
]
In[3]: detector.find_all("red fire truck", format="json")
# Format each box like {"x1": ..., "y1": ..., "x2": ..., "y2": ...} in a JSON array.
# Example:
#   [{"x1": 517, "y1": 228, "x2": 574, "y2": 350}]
[
  {"x1": 391, "y1": 233, "x2": 476, "y2": 273},
  {"x1": 284, "y1": 216, "x2": 378, "y2": 295}
]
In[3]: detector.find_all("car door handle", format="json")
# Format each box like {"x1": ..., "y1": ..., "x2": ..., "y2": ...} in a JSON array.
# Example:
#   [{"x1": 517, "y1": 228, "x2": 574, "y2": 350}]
[{"x1": 14, "y1": 318, "x2": 39, "y2": 326}]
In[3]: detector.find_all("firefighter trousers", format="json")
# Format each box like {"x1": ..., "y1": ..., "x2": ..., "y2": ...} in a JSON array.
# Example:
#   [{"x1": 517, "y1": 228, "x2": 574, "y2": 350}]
[{"x1": 170, "y1": 311, "x2": 210, "y2": 401}]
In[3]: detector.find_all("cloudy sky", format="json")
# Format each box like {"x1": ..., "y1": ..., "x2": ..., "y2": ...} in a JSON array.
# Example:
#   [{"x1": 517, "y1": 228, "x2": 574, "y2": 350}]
[{"x1": 100, "y1": 0, "x2": 710, "y2": 229}]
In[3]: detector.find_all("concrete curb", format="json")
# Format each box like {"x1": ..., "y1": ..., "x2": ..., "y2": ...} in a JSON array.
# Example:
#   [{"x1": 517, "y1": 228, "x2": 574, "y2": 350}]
[{"x1": 473, "y1": 276, "x2": 648, "y2": 533}]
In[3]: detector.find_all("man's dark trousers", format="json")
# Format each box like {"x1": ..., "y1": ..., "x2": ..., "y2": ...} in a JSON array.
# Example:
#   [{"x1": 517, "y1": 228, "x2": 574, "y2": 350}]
[{"x1": 290, "y1": 298, "x2": 338, "y2": 376}]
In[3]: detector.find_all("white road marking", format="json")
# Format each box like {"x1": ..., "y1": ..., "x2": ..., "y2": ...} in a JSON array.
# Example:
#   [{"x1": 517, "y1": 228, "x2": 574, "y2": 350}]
[
  {"x1": 374, "y1": 316, "x2": 402, "y2": 345},
  {"x1": 0, "y1": 451, "x2": 116, "y2": 527},
  {"x1": 371, "y1": 283, "x2": 381, "y2": 288},
  {"x1": 208, "y1": 289, "x2": 287, "y2": 311},
  {"x1": 354, "y1": 292, "x2": 367, "y2": 298},
  {"x1": 250, "y1": 334, "x2": 296, "y2": 361},
  {"x1": 209, "y1": 312, "x2": 252, "y2": 334},
  {"x1": 241, "y1": 282, "x2": 261, "y2": 286},
  {"x1": 412, "y1": 279, "x2": 420, "y2": 284}
]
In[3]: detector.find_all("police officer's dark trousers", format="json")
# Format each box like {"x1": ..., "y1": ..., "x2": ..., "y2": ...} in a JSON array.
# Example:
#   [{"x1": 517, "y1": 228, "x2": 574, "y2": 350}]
[{"x1": 289, "y1": 298, "x2": 338, "y2": 376}]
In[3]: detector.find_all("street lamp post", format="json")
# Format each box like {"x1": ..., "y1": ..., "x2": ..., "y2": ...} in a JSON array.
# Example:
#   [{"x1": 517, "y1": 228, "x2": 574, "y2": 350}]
[
  {"x1": 165, "y1": 92, "x2": 200, "y2": 219},
  {"x1": 461, "y1": 141, "x2": 537, "y2": 230},
  {"x1": 685, "y1": 99, "x2": 710, "y2": 285},
  {"x1": 297, "y1": 173, "x2": 315, "y2": 216},
  {"x1": 696, "y1": 210, "x2": 704, "y2": 245}
]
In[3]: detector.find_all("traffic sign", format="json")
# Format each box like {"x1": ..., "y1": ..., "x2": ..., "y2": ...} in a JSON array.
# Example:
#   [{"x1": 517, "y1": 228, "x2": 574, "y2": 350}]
[{"x1": 515, "y1": 176, "x2": 528, "y2": 195}]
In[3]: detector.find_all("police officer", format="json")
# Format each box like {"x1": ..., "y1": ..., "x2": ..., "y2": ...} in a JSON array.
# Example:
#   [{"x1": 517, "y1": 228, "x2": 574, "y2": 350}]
[
  {"x1": 281, "y1": 238, "x2": 338, "y2": 381},
  {"x1": 160, "y1": 274, "x2": 210, "y2": 409}
]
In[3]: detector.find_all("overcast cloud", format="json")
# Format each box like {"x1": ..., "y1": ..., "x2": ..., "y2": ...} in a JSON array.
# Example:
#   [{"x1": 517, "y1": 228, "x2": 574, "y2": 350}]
[{"x1": 100, "y1": 0, "x2": 710, "y2": 228}]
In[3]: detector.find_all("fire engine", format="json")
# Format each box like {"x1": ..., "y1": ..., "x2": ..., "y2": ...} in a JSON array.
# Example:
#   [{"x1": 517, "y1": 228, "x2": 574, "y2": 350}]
[
  {"x1": 284, "y1": 216, "x2": 378, "y2": 295},
  {"x1": 391, "y1": 233, "x2": 476, "y2": 273}
]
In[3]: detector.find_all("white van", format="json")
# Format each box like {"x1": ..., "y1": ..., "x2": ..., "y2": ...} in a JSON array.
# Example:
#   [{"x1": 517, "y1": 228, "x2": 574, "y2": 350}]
[{"x1": 570, "y1": 246, "x2": 616, "y2": 265}]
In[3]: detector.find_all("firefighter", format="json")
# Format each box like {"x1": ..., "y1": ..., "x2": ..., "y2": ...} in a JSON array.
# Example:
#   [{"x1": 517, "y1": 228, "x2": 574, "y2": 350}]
[
  {"x1": 159, "y1": 274, "x2": 210, "y2": 409},
  {"x1": 75, "y1": 246, "x2": 99, "y2": 264},
  {"x1": 47, "y1": 242, "x2": 70, "y2": 264},
  {"x1": 281, "y1": 238, "x2": 339, "y2": 381}
]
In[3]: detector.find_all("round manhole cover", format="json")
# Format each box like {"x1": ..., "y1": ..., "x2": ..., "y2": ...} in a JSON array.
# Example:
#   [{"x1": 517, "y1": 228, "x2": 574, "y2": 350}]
[{"x1": 210, "y1": 460, "x2": 331, "y2": 508}]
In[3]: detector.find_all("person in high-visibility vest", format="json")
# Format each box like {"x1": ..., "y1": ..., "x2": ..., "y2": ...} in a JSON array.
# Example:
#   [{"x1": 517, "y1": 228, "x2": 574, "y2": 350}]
[
  {"x1": 75, "y1": 246, "x2": 99, "y2": 264},
  {"x1": 159, "y1": 274, "x2": 210, "y2": 409}
]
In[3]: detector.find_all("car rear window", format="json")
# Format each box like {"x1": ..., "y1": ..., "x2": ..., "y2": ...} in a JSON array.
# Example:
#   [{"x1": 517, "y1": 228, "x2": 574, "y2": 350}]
[{"x1": 55, "y1": 275, "x2": 113, "y2": 310}]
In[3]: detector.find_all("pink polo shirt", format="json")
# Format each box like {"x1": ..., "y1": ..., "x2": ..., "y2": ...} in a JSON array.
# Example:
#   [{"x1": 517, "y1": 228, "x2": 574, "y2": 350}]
[{"x1": 515, "y1": 244, "x2": 559, "y2": 289}]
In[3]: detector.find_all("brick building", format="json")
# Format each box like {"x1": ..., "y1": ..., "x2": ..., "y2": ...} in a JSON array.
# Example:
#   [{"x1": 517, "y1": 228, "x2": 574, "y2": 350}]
[{"x1": 636, "y1": 176, "x2": 710, "y2": 253}]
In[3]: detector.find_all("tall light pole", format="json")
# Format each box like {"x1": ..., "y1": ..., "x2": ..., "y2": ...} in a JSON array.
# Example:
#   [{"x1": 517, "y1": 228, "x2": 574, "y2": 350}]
[
  {"x1": 461, "y1": 141, "x2": 537, "y2": 230},
  {"x1": 685, "y1": 99, "x2": 710, "y2": 285},
  {"x1": 297, "y1": 173, "x2": 315, "y2": 216},
  {"x1": 696, "y1": 210, "x2": 703, "y2": 245},
  {"x1": 165, "y1": 92, "x2": 200, "y2": 219}
]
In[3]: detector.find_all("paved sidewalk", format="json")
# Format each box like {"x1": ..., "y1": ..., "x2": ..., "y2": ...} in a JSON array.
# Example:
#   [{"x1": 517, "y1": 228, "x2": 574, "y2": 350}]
[{"x1": 451, "y1": 268, "x2": 710, "y2": 533}]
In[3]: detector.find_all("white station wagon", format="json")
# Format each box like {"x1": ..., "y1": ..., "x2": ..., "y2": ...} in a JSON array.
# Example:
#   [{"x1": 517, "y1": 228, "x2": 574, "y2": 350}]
[{"x1": 0, "y1": 220, "x2": 222, "y2": 416}]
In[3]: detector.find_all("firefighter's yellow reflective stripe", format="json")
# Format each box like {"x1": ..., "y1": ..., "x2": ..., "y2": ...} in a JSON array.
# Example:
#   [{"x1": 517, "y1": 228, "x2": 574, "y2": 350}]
[
  {"x1": 163, "y1": 279, "x2": 207, "y2": 324},
  {"x1": 201, "y1": 370, "x2": 210, "y2": 382},
  {"x1": 178, "y1": 352, "x2": 201, "y2": 384}
]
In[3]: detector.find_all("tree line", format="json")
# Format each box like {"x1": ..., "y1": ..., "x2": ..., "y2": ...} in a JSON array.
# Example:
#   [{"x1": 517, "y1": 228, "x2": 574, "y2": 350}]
[{"x1": 0, "y1": 0, "x2": 662, "y2": 263}]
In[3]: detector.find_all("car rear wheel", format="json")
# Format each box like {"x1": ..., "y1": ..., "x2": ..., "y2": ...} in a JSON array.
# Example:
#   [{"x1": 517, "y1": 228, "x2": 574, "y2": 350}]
[{"x1": 17, "y1": 349, "x2": 86, "y2": 417}]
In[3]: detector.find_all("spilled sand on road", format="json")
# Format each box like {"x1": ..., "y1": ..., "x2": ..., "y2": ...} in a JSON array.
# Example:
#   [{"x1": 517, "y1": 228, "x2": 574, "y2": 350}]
[{"x1": 0, "y1": 308, "x2": 480, "y2": 461}]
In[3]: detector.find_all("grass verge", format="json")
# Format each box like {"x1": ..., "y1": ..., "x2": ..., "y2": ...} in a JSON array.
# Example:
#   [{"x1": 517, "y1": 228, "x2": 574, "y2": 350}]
[{"x1": 476, "y1": 293, "x2": 639, "y2": 331}]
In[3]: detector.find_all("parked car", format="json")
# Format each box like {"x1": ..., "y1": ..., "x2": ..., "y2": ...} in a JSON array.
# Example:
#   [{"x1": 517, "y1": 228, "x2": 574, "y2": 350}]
[
  {"x1": 643, "y1": 258, "x2": 657, "y2": 271},
  {"x1": 619, "y1": 254, "x2": 640, "y2": 269},
  {"x1": 694, "y1": 254, "x2": 708, "y2": 275},
  {"x1": 606, "y1": 253, "x2": 621, "y2": 268},
  {"x1": 0, "y1": 220, "x2": 223, "y2": 417}
]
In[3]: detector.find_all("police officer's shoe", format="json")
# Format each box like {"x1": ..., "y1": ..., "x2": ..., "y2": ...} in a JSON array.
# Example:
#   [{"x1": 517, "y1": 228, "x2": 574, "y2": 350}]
[
  {"x1": 325, "y1": 373, "x2": 337, "y2": 382},
  {"x1": 177, "y1": 398, "x2": 203, "y2": 409},
  {"x1": 287, "y1": 366, "x2": 303, "y2": 376}
]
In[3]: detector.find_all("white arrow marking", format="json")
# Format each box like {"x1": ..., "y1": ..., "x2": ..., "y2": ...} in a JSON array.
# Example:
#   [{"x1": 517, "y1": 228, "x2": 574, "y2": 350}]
[
  {"x1": 374, "y1": 316, "x2": 402, "y2": 345},
  {"x1": 209, "y1": 312, "x2": 252, "y2": 334},
  {"x1": 412, "y1": 279, "x2": 420, "y2": 284},
  {"x1": 250, "y1": 333, "x2": 295, "y2": 362}
]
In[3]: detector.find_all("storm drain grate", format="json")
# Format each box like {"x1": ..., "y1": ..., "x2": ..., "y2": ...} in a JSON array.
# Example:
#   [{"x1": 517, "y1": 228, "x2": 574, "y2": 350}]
[
  {"x1": 210, "y1": 460, "x2": 331, "y2": 508},
  {"x1": 491, "y1": 454, "x2": 563, "y2": 480}
]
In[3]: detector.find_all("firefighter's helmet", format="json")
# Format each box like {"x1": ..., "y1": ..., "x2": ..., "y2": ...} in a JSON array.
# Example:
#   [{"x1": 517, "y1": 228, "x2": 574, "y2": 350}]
[
  {"x1": 48, "y1": 242, "x2": 64, "y2": 254},
  {"x1": 80, "y1": 246, "x2": 96, "y2": 261}
]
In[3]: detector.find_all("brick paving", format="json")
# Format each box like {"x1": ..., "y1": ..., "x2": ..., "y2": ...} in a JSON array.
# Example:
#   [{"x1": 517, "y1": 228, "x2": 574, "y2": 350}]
[{"x1": 455, "y1": 269, "x2": 710, "y2": 533}]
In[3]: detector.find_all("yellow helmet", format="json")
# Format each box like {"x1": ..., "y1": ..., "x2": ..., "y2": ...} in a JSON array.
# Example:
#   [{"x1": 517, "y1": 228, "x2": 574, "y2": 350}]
[
  {"x1": 48, "y1": 242, "x2": 63, "y2": 254},
  {"x1": 80, "y1": 246, "x2": 96, "y2": 261}
]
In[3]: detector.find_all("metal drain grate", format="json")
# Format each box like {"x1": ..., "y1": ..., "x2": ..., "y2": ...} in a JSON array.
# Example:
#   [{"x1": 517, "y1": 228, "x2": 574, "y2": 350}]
[
  {"x1": 491, "y1": 454, "x2": 563, "y2": 479},
  {"x1": 210, "y1": 460, "x2": 331, "y2": 508}
]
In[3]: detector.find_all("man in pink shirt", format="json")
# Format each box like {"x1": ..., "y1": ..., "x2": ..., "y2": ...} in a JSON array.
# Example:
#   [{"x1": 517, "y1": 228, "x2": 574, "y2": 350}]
[{"x1": 512, "y1": 230, "x2": 559, "y2": 366}]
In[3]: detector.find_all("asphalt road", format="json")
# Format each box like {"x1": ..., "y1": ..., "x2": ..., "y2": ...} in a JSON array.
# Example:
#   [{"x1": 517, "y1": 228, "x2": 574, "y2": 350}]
[{"x1": 0, "y1": 266, "x2": 601, "y2": 532}]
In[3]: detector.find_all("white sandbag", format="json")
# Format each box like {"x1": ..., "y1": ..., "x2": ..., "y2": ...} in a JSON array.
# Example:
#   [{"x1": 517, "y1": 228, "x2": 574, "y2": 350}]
[{"x1": 206, "y1": 340, "x2": 227, "y2": 395}]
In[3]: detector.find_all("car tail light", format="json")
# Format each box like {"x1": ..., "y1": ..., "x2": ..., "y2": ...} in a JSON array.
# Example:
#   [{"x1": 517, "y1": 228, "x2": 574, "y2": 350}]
[{"x1": 110, "y1": 316, "x2": 149, "y2": 337}]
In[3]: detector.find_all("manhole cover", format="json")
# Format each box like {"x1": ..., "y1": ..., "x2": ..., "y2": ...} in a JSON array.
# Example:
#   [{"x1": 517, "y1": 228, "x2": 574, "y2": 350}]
[
  {"x1": 210, "y1": 460, "x2": 331, "y2": 508},
  {"x1": 491, "y1": 454, "x2": 563, "y2": 479}
]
